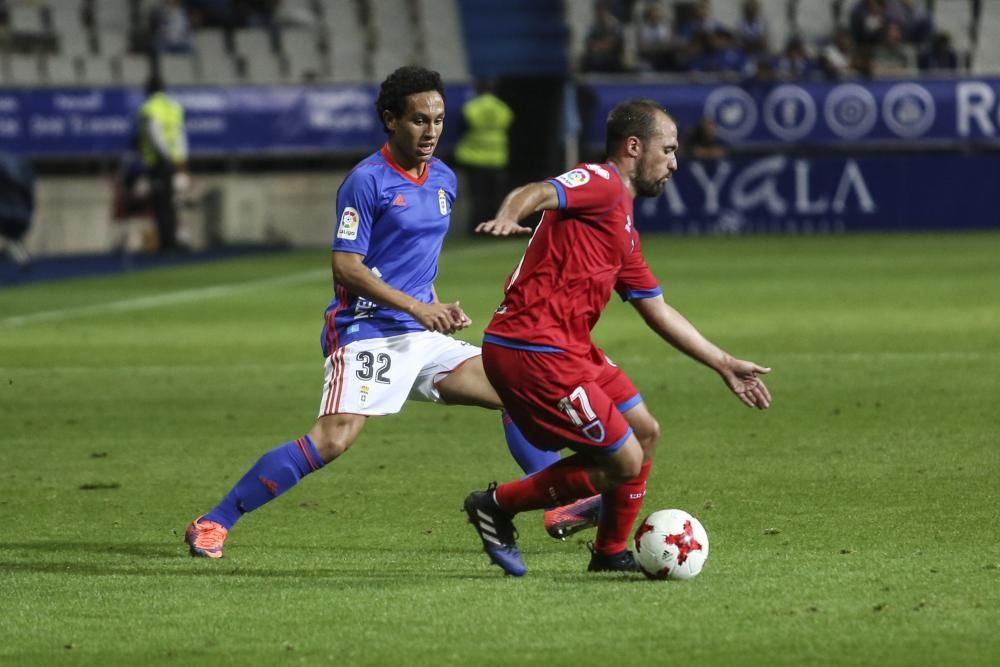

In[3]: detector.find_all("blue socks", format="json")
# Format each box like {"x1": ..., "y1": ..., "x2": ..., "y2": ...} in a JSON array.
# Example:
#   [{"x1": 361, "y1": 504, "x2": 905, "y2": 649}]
[
  {"x1": 205, "y1": 436, "x2": 325, "y2": 530},
  {"x1": 502, "y1": 411, "x2": 560, "y2": 475}
]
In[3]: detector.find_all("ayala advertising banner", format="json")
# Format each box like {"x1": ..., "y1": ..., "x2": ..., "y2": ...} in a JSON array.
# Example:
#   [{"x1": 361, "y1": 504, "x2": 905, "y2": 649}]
[{"x1": 633, "y1": 152, "x2": 1000, "y2": 233}]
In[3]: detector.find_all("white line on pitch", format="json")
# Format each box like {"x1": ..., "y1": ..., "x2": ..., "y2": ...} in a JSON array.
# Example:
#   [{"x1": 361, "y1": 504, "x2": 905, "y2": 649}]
[{"x1": 0, "y1": 269, "x2": 329, "y2": 329}]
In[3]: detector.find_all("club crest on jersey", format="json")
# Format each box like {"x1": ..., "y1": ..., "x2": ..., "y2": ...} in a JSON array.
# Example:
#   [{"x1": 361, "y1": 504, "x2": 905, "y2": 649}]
[
  {"x1": 337, "y1": 206, "x2": 360, "y2": 240},
  {"x1": 438, "y1": 189, "x2": 449, "y2": 215},
  {"x1": 585, "y1": 163, "x2": 610, "y2": 180},
  {"x1": 556, "y1": 169, "x2": 590, "y2": 189}
]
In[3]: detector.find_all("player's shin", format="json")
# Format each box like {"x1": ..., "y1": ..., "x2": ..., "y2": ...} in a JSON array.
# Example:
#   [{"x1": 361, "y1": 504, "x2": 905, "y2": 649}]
[
  {"x1": 502, "y1": 411, "x2": 560, "y2": 475},
  {"x1": 494, "y1": 455, "x2": 600, "y2": 514},
  {"x1": 593, "y1": 460, "x2": 652, "y2": 555},
  {"x1": 204, "y1": 436, "x2": 325, "y2": 529}
]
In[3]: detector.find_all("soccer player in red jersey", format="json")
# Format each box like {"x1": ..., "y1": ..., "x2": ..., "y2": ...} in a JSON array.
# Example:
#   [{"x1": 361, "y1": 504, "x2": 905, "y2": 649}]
[{"x1": 464, "y1": 99, "x2": 772, "y2": 576}]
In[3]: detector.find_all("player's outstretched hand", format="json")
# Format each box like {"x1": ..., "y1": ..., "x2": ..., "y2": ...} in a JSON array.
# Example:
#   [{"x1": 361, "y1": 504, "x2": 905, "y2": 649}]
[
  {"x1": 719, "y1": 358, "x2": 772, "y2": 409},
  {"x1": 475, "y1": 218, "x2": 533, "y2": 237},
  {"x1": 412, "y1": 302, "x2": 468, "y2": 335}
]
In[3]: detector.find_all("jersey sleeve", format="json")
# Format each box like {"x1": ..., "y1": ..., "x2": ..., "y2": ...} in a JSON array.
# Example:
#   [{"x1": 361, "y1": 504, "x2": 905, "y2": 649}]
[
  {"x1": 615, "y1": 240, "x2": 662, "y2": 301},
  {"x1": 545, "y1": 164, "x2": 618, "y2": 218},
  {"x1": 332, "y1": 169, "x2": 381, "y2": 255}
]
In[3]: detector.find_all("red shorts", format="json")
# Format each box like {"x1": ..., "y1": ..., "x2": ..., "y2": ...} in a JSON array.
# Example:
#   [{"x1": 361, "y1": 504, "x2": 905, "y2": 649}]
[{"x1": 482, "y1": 341, "x2": 641, "y2": 453}]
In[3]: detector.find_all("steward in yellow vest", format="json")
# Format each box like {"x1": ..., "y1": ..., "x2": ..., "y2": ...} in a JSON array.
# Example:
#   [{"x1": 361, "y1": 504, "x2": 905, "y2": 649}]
[
  {"x1": 455, "y1": 81, "x2": 514, "y2": 233},
  {"x1": 137, "y1": 74, "x2": 188, "y2": 253}
]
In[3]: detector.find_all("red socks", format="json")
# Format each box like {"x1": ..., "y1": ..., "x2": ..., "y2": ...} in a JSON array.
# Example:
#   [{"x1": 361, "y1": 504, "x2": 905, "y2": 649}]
[
  {"x1": 593, "y1": 461, "x2": 652, "y2": 555},
  {"x1": 495, "y1": 455, "x2": 599, "y2": 514}
]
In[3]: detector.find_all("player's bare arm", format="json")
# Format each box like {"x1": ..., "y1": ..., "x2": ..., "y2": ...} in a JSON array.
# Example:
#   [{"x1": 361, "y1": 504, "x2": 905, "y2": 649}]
[
  {"x1": 475, "y1": 182, "x2": 560, "y2": 236},
  {"x1": 332, "y1": 251, "x2": 467, "y2": 334},
  {"x1": 630, "y1": 295, "x2": 772, "y2": 409}
]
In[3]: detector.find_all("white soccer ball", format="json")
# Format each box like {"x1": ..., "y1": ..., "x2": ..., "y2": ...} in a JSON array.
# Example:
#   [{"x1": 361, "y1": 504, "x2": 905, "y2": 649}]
[{"x1": 633, "y1": 509, "x2": 709, "y2": 580}]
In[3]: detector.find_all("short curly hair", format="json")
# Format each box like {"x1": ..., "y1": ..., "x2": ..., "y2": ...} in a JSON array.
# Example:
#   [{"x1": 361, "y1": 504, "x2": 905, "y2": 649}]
[{"x1": 375, "y1": 66, "x2": 446, "y2": 134}]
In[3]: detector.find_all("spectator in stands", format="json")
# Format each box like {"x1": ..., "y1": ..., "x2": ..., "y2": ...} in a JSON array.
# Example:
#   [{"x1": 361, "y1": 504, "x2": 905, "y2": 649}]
[
  {"x1": 819, "y1": 27, "x2": 856, "y2": 80},
  {"x1": 233, "y1": 0, "x2": 279, "y2": 29},
  {"x1": 582, "y1": 0, "x2": 626, "y2": 73},
  {"x1": 686, "y1": 116, "x2": 727, "y2": 161},
  {"x1": 0, "y1": 149, "x2": 33, "y2": 270},
  {"x1": 137, "y1": 73, "x2": 189, "y2": 254},
  {"x1": 737, "y1": 0, "x2": 768, "y2": 55},
  {"x1": 185, "y1": 0, "x2": 230, "y2": 29},
  {"x1": 685, "y1": 28, "x2": 746, "y2": 75},
  {"x1": 870, "y1": 22, "x2": 914, "y2": 76},
  {"x1": 635, "y1": 1, "x2": 676, "y2": 72},
  {"x1": 918, "y1": 32, "x2": 959, "y2": 72},
  {"x1": 885, "y1": 0, "x2": 932, "y2": 44},
  {"x1": 850, "y1": 0, "x2": 888, "y2": 47},
  {"x1": 149, "y1": 0, "x2": 194, "y2": 54},
  {"x1": 678, "y1": 0, "x2": 724, "y2": 42},
  {"x1": 455, "y1": 80, "x2": 515, "y2": 234},
  {"x1": 775, "y1": 36, "x2": 817, "y2": 80}
]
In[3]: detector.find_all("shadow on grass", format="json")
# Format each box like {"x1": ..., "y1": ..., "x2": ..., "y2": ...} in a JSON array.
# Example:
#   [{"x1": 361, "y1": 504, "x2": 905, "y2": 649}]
[
  {"x1": 0, "y1": 541, "x2": 516, "y2": 581},
  {"x1": 1, "y1": 541, "x2": 647, "y2": 582}
]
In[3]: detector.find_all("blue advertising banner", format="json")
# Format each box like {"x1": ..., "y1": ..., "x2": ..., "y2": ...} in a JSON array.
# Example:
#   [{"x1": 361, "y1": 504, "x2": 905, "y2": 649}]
[
  {"x1": 633, "y1": 153, "x2": 1000, "y2": 233},
  {"x1": 0, "y1": 84, "x2": 470, "y2": 157},
  {"x1": 585, "y1": 78, "x2": 1000, "y2": 147}
]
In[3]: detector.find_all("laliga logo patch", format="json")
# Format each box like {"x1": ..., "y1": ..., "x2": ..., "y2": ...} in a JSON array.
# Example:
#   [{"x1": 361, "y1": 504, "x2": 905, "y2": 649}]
[
  {"x1": 556, "y1": 168, "x2": 590, "y2": 189},
  {"x1": 438, "y1": 189, "x2": 449, "y2": 215},
  {"x1": 359, "y1": 384, "x2": 370, "y2": 405},
  {"x1": 337, "y1": 206, "x2": 360, "y2": 240}
]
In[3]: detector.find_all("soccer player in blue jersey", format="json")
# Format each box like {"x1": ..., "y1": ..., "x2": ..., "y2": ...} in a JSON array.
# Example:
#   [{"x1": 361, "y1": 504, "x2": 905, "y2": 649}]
[{"x1": 185, "y1": 66, "x2": 597, "y2": 559}]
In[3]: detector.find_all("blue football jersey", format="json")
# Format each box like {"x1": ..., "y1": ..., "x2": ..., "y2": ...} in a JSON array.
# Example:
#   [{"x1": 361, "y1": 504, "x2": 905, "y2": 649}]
[{"x1": 321, "y1": 145, "x2": 457, "y2": 356}]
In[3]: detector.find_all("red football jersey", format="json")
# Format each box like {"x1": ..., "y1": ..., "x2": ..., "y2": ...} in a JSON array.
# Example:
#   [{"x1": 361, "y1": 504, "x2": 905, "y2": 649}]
[{"x1": 485, "y1": 163, "x2": 662, "y2": 357}]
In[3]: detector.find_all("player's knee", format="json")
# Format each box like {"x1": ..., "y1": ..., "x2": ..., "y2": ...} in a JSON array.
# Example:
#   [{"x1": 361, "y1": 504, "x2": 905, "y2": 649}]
[
  {"x1": 605, "y1": 439, "x2": 644, "y2": 483},
  {"x1": 636, "y1": 417, "x2": 661, "y2": 461},
  {"x1": 308, "y1": 418, "x2": 361, "y2": 463}
]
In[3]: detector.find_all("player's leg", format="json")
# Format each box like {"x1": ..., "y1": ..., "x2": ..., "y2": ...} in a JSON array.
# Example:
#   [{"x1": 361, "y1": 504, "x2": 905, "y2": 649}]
[
  {"x1": 466, "y1": 434, "x2": 644, "y2": 576},
  {"x1": 428, "y1": 350, "x2": 562, "y2": 473},
  {"x1": 186, "y1": 337, "x2": 417, "y2": 558},
  {"x1": 589, "y1": 400, "x2": 660, "y2": 570},
  {"x1": 466, "y1": 343, "x2": 642, "y2": 575}
]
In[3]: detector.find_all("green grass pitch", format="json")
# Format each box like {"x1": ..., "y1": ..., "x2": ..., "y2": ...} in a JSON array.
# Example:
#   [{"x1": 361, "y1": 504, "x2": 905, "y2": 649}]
[{"x1": 1, "y1": 233, "x2": 998, "y2": 666}]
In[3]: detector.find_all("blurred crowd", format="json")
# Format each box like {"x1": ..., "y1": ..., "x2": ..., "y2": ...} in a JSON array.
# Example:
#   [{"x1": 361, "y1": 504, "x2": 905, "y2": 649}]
[{"x1": 581, "y1": 0, "x2": 960, "y2": 79}]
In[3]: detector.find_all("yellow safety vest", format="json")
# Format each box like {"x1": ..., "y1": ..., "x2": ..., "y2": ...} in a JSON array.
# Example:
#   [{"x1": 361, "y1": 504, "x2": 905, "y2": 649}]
[
  {"x1": 139, "y1": 92, "x2": 186, "y2": 166},
  {"x1": 455, "y1": 93, "x2": 514, "y2": 169}
]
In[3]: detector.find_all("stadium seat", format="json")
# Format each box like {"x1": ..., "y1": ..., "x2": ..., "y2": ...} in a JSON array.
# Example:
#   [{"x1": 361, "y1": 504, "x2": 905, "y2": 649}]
[
  {"x1": 972, "y1": 0, "x2": 1000, "y2": 73},
  {"x1": 194, "y1": 30, "x2": 230, "y2": 61},
  {"x1": 198, "y1": 47, "x2": 241, "y2": 85},
  {"x1": 934, "y1": 0, "x2": 975, "y2": 61},
  {"x1": 324, "y1": 2, "x2": 369, "y2": 82},
  {"x1": 79, "y1": 55, "x2": 117, "y2": 85},
  {"x1": 117, "y1": 53, "x2": 150, "y2": 86},
  {"x1": 759, "y1": 0, "x2": 793, "y2": 51},
  {"x1": 233, "y1": 28, "x2": 275, "y2": 59},
  {"x1": 241, "y1": 51, "x2": 286, "y2": 85},
  {"x1": 44, "y1": 55, "x2": 81, "y2": 86},
  {"x1": 96, "y1": 29, "x2": 129, "y2": 56},
  {"x1": 9, "y1": 4, "x2": 47, "y2": 37},
  {"x1": 419, "y1": 0, "x2": 470, "y2": 81},
  {"x1": 160, "y1": 53, "x2": 200, "y2": 86},
  {"x1": 93, "y1": 0, "x2": 133, "y2": 33},
  {"x1": 563, "y1": 0, "x2": 594, "y2": 71},
  {"x1": 794, "y1": 0, "x2": 837, "y2": 42},
  {"x1": 370, "y1": 0, "x2": 419, "y2": 80},
  {"x1": 7, "y1": 54, "x2": 43, "y2": 85},
  {"x1": 282, "y1": 29, "x2": 324, "y2": 82},
  {"x1": 712, "y1": 0, "x2": 744, "y2": 30}
]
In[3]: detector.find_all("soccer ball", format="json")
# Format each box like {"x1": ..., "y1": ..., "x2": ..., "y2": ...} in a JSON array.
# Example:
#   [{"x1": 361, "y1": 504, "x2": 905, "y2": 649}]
[{"x1": 633, "y1": 509, "x2": 709, "y2": 580}]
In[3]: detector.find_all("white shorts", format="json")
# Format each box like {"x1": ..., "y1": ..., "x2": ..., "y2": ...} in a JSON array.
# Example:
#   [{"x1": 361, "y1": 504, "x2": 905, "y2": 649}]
[{"x1": 318, "y1": 331, "x2": 481, "y2": 417}]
